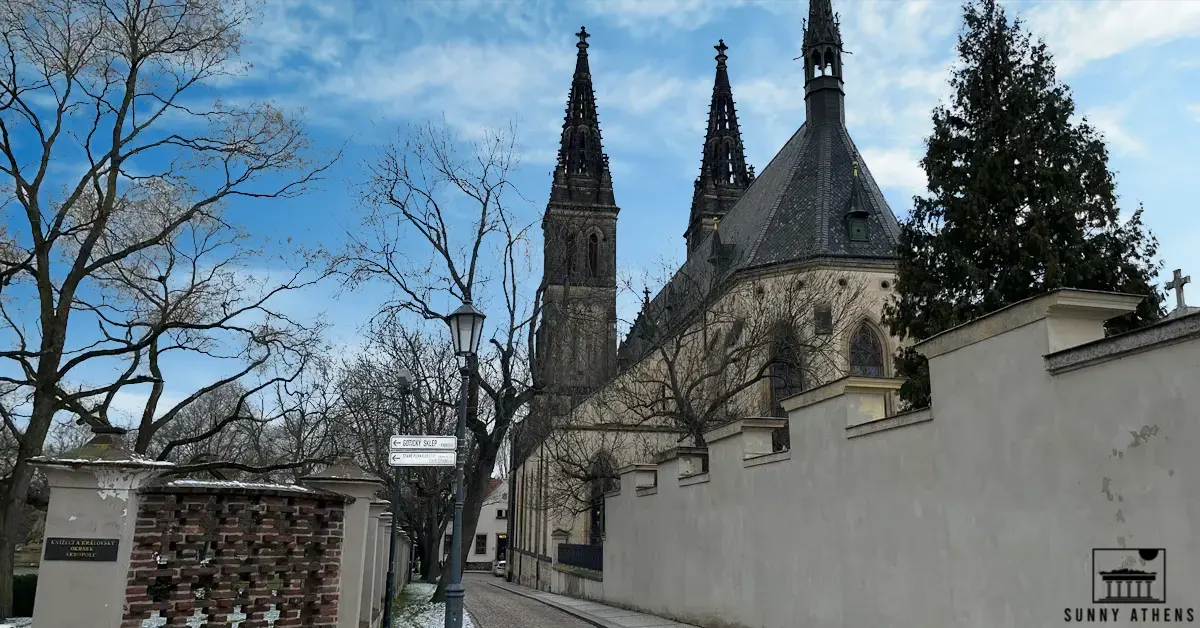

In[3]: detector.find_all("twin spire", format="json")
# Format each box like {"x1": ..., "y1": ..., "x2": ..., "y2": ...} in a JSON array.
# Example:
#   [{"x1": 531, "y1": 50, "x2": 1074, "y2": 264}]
[
  {"x1": 551, "y1": 0, "x2": 847, "y2": 243},
  {"x1": 550, "y1": 26, "x2": 615, "y2": 206},
  {"x1": 684, "y1": 39, "x2": 751, "y2": 253}
]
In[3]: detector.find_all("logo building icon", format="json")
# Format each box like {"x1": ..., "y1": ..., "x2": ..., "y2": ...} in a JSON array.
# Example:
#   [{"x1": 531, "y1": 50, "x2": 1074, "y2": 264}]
[{"x1": 1093, "y1": 548, "x2": 1166, "y2": 604}]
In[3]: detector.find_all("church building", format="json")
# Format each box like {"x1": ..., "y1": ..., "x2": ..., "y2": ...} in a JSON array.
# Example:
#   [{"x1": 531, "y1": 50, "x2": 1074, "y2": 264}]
[{"x1": 509, "y1": 0, "x2": 905, "y2": 589}]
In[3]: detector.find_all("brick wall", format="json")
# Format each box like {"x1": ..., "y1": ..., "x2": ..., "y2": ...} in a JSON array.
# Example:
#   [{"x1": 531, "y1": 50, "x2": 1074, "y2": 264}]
[{"x1": 121, "y1": 483, "x2": 347, "y2": 628}]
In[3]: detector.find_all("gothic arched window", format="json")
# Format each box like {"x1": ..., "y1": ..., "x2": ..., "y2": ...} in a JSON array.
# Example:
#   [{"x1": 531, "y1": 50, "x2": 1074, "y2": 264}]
[
  {"x1": 589, "y1": 453, "x2": 618, "y2": 545},
  {"x1": 565, "y1": 234, "x2": 576, "y2": 276},
  {"x1": 849, "y1": 323, "x2": 885, "y2": 377},
  {"x1": 770, "y1": 322, "x2": 805, "y2": 415},
  {"x1": 588, "y1": 233, "x2": 600, "y2": 277}
]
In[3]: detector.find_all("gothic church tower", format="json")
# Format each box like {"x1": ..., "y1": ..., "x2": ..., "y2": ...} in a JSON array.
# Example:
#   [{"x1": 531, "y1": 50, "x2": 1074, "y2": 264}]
[
  {"x1": 535, "y1": 27, "x2": 619, "y2": 421},
  {"x1": 684, "y1": 40, "x2": 752, "y2": 254}
]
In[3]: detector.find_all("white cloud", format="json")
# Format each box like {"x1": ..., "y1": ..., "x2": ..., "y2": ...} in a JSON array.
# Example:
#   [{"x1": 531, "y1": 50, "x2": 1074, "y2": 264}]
[
  {"x1": 859, "y1": 147, "x2": 927, "y2": 194},
  {"x1": 1023, "y1": 0, "x2": 1200, "y2": 76},
  {"x1": 1080, "y1": 104, "x2": 1145, "y2": 156},
  {"x1": 582, "y1": 0, "x2": 748, "y2": 34}
]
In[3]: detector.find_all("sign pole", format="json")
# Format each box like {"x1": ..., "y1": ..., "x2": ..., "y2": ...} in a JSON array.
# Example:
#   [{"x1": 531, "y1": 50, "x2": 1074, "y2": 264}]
[
  {"x1": 381, "y1": 393, "x2": 409, "y2": 628},
  {"x1": 444, "y1": 362, "x2": 470, "y2": 628}
]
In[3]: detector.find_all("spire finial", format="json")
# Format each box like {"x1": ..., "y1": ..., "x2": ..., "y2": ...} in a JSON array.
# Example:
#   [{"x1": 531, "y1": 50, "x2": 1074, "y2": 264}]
[
  {"x1": 643, "y1": 286, "x2": 651, "y2": 306},
  {"x1": 576, "y1": 26, "x2": 590, "y2": 49},
  {"x1": 714, "y1": 39, "x2": 729, "y2": 66},
  {"x1": 853, "y1": 160, "x2": 859, "y2": 177}
]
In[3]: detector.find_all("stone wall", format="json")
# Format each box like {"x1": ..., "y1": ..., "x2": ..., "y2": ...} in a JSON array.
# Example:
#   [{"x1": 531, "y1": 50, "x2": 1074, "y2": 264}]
[
  {"x1": 121, "y1": 482, "x2": 346, "y2": 628},
  {"x1": 583, "y1": 290, "x2": 1200, "y2": 627}
]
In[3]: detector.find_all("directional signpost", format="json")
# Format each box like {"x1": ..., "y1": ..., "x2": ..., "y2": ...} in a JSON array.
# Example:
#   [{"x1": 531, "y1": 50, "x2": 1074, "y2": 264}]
[{"x1": 388, "y1": 435, "x2": 456, "y2": 467}]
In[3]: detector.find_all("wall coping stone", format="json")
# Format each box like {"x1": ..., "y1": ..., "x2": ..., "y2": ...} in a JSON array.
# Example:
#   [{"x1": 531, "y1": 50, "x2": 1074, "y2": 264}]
[
  {"x1": 703, "y1": 417, "x2": 787, "y2": 444},
  {"x1": 679, "y1": 473, "x2": 710, "y2": 487},
  {"x1": 142, "y1": 480, "x2": 348, "y2": 501},
  {"x1": 1044, "y1": 310, "x2": 1200, "y2": 374},
  {"x1": 616, "y1": 463, "x2": 658, "y2": 476},
  {"x1": 915, "y1": 289, "x2": 1144, "y2": 360},
  {"x1": 743, "y1": 450, "x2": 792, "y2": 468},
  {"x1": 846, "y1": 407, "x2": 933, "y2": 439},
  {"x1": 652, "y1": 446, "x2": 708, "y2": 464},
  {"x1": 780, "y1": 376, "x2": 905, "y2": 413},
  {"x1": 553, "y1": 563, "x2": 603, "y2": 581}
]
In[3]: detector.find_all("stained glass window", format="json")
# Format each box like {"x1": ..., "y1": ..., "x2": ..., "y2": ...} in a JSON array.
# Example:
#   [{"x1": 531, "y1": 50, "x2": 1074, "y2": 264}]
[{"x1": 849, "y1": 323, "x2": 885, "y2": 377}]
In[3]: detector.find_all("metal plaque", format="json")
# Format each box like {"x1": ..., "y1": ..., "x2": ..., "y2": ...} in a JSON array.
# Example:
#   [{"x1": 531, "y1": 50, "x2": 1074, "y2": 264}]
[
  {"x1": 43, "y1": 537, "x2": 120, "y2": 562},
  {"x1": 389, "y1": 435, "x2": 457, "y2": 451},
  {"x1": 388, "y1": 450, "x2": 456, "y2": 467}
]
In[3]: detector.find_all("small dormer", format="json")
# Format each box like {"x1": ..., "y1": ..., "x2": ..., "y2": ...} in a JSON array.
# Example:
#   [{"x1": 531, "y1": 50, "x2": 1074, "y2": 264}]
[{"x1": 844, "y1": 160, "x2": 870, "y2": 244}]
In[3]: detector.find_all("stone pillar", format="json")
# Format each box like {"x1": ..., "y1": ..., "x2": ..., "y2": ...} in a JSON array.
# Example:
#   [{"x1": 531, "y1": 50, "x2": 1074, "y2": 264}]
[
  {"x1": 397, "y1": 530, "x2": 411, "y2": 588},
  {"x1": 29, "y1": 426, "x2": 173, "y2": 628},
  {"x1": 549, "y1": 529, "x2": 570, "y2": 565},
  {"x1": 302, "y1": 458, "x2": 383, "y2": 628},
  {"x1": 372, "y1": 508, "x2": 390, "y2": 623}
]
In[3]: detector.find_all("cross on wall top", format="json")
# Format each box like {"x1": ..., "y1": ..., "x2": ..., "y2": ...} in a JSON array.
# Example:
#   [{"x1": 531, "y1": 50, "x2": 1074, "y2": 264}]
[{"x1": 1165, "y1": 268, "x2": 1190, "y2": 312}]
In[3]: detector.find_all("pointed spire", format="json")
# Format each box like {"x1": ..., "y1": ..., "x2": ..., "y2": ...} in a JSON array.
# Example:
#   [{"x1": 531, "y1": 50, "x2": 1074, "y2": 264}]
[
  {"x1": 550, "y1": 26, "x2": 614, "y2": 206},
  {"x1": 804, "y1": 0, "x2": 842, "y2": 52},
  {"x1": 802, "y1": 0, "x2": 846, "y2": 126},
  {"x1": 685, "y1": 39, "x2": 751, "y2": 254}
]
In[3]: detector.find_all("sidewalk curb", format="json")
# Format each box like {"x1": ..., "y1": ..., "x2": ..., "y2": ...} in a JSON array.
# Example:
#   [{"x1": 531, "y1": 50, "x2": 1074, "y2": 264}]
[{"x1": 484, "y1": 581, "x2": 620, "y2": 628}]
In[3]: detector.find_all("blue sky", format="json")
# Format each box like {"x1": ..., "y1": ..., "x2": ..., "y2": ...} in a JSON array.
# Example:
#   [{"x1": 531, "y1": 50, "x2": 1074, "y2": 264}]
[{"x1": 14, "y1": 0, "x2": 1200, "y2": 422}]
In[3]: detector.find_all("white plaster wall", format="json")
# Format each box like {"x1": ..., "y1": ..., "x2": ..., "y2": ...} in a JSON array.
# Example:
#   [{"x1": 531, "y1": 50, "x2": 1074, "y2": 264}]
[{"x1": 599, "y1": 317, "x2": 1200, "y2": 628}]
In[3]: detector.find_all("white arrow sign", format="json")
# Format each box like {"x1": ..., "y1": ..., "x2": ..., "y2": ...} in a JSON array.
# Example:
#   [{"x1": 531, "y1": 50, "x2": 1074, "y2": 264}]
[
  {"x1": 389, "y1": 451, "x2": 456, "y2": 467},
  {"x1": 390, "y1": 435, "x2": 457, "y2": 451}
]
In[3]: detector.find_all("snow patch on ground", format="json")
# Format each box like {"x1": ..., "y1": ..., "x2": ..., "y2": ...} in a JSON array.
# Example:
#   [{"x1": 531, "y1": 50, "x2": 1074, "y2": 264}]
[
  {"x1": 393, "y1": 583, "x2": 476, "y2": 628},
  {"x1": 0, "y1": 618, "x2": 33, "y2": 628}
]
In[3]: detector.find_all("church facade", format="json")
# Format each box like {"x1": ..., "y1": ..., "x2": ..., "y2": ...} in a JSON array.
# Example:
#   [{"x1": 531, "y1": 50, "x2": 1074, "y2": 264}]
[{"x1": 509, "y1": 0, "x2": 906, "y2": 590}]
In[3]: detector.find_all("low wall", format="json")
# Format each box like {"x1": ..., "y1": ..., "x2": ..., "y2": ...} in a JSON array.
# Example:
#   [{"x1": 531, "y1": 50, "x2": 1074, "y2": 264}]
[
  {"x1": 595, "y1": 293, "x2": 1200, "y2": 627},
  {"x1": 511, "y1": 548, "x2": 552, "y2": 591},
  {"x1": 122, "y1": 482, "x2": 347, "y2": 628}
]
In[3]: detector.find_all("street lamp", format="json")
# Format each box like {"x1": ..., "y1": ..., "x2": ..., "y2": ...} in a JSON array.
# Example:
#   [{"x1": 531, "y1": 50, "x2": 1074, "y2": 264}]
[
  {"x1": 382, "y1": 367, "x2": 413, "y2": 628},
  {"x1": 444, "y1": 300, "x2": 485, "y2": 628}
]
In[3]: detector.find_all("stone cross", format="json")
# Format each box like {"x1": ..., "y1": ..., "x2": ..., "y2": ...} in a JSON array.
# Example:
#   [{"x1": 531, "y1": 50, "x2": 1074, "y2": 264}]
[
  {"x1": 576, "y1": 26, "x2": 590, "y2": 46},
  {"x1": 1165, "y1": 268, "x2": 1190, "y2": 312}
]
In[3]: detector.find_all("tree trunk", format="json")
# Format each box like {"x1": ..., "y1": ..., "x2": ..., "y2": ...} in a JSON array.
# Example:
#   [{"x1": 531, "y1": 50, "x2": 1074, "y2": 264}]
[
  {"x1": 0, "y1": 394, "x2": 60, "y2": 620},
  {"x1": 429, "y1": 440, "x2": 503, "y2": 602}
]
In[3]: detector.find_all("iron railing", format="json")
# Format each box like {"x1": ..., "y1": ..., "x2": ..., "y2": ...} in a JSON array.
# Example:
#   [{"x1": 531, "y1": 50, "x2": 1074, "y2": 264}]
[{"x1": 557, "y1": 543, "x2": 603, "y2": 572}]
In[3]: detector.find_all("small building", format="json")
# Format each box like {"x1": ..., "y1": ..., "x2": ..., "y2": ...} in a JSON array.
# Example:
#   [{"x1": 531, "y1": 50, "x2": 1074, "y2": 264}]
[{"x1": 443, "y1": 478, "x2": 509, "y2": 571}]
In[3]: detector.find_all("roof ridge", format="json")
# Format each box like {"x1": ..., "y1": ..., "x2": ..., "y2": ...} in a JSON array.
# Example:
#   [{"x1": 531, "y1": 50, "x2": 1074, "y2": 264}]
[{"x1": 745, "y1": 125, "x2": 812, "y2": 264}]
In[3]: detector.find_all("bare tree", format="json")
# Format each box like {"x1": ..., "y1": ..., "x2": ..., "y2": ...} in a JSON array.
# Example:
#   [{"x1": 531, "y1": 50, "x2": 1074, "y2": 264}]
[
  {"x1": 0, "y1": 0, "x2": 336, "y2": 614},
  {"x1": 337, "y1": 322, "x2": 460, "y2": 583},
  {"x1": 545, "y1": 267, "x2": 869, "y2": 511},
  {"x1": 337, "y1": 119, "x2": 542, "y2": 601}
]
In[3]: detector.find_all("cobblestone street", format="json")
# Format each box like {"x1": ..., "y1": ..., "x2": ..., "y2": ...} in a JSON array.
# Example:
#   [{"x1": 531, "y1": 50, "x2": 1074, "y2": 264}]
[{"x1": 463, "y1": 573, "x2": 595, "y2": 628}]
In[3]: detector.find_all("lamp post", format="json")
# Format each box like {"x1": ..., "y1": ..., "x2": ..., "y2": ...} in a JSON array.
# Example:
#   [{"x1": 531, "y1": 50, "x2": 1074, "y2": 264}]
[
  {"x1": 382, "y1": 367, "x2": 413, "y2": 628},
  {"x1": 444, "y1": 300, "x2": 486, "y2": 628}
]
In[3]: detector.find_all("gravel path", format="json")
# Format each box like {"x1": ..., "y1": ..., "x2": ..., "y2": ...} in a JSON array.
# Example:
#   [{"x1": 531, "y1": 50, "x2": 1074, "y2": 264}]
[{"x1": 463, "y1": 573, "x2": 594, "y2": 628}]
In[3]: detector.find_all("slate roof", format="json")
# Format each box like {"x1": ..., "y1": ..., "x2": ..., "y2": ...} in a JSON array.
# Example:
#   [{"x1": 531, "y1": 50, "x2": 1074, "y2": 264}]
[{"x1": 616, "y1": 0, "x2": 902, "y2": 367}]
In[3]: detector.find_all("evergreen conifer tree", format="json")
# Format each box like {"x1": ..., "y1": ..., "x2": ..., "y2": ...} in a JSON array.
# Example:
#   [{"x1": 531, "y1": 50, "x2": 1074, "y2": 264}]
[{"x1": 883, "y1": 0, "x2": 1163, "y2": 408}]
